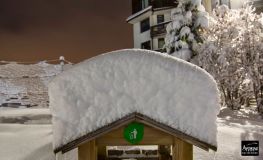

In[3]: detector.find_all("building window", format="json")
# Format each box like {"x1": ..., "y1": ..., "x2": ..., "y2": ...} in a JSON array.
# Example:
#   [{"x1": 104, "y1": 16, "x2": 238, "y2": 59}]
[
  {"x1": 219, "y1": 0, "x2": 230, "y2": 6},
  {"x1": 158, "y1": 38, "x2": 165, "y2": 49},
  {"x1": 141, "y1": 0, "x2": 149, "y2": 9},
  {"x1": 141, "y1": 41, "x2": 151, "y2": 50},
  {"x1": 140, "y1": 18, "x2": 150, "y2": 33},
  {"x1": 157, "y1": 15, "x2": 164, "y2": 24}
]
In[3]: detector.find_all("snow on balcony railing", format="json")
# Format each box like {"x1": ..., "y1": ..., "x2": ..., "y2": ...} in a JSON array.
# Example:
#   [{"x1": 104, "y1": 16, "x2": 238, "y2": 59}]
[{"x1": 151, "y1": 21, "x2": 171, "y2": 37}]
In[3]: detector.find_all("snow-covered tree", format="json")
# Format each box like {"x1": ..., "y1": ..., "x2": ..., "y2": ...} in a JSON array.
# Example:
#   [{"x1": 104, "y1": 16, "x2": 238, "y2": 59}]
[
  {"x1": 165, "y1": 0, "x2": 209, "y2": 62},
  {"x1": 196, "y1": 5, "x2": 247, "y2": 109},
  {"x1": 237, "y1": 4, "x2": 263, "y2": 113},
  {"x1": 196, "y1": 4, "x2": 263, "y2": 112}
]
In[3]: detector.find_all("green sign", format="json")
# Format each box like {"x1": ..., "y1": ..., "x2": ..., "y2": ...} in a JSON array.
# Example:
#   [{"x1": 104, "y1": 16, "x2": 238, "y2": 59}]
[{"x1": 123, "y1": 122, "x2": 144, "y2": 144}]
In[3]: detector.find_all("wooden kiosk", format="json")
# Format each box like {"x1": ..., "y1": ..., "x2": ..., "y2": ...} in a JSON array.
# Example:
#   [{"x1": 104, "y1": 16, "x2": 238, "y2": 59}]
[
  {"x1": 54, "y1": 113, "x2": 216, "y2": 160},
  {"x1": 50, "y1": 50, "x2": 219, "y2": 160}
]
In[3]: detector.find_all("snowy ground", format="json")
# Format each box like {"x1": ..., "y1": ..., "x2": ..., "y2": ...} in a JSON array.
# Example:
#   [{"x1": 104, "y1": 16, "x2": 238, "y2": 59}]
[
  {"x1": 0, "y1": 108, "x2": 51, "y2": 124},
  {"x1": 0, "y1": 107, "x2": 262, "y2": 160},
  {"x1": 0, "y1": 123, "x2": 54, "y2": 160},
  {"x1": 195, "y1": 107, "x2": 263, "y2": 160},
  {"x1": 0, "y1": 108, "x2": 55, "y2": 160}
]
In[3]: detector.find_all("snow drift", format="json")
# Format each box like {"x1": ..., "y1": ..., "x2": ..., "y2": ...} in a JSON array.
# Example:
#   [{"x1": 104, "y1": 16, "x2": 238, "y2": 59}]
[{"x1": 49, "y1": 49, "x2": 220, "y2": 150}]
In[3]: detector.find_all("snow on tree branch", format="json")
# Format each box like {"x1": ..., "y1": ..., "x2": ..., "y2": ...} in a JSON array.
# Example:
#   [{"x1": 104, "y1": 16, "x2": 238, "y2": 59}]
[
  {"x1": 165, "y1": 0, "x2": 209, "y2": 62},
  {"x1": 196, "y1": 4, "x2": 263, "y2": 112}
]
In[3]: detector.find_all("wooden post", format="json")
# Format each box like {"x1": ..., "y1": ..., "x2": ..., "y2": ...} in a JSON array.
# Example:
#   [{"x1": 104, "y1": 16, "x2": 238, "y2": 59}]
[
  {"x1": 97, "y1": 146, "x2": 107, "y2": 160},
  {"x1": 203, "y1": 0, "x2": 212, "y2": 13},
  {"x1": 159, "y1": 145, "x2": 172, "y2": 160},
  {"x1": 158, "y1": 145, "x2": 161, "y2": 160},
  {"x1": 55, "y1": 151, "x2": 63, "y2": 160},
  {"x1": 78, "y1": 140, "x2": 97, "y2": 160},
  {"x1": 172, "y1": 138, "x2": 193, "y2": 160}
]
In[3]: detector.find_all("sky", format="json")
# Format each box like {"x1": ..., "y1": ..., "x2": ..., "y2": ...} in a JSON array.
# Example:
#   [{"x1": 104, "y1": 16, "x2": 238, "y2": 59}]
[{"x1": 0, "y1": 0, "x2": 133, "y2": 63}]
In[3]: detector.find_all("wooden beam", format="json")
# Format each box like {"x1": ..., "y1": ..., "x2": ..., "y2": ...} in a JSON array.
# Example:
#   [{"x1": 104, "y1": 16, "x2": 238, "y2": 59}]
[
  {"x1": 134, "y1": 113, "x2": 213, "y2": 151},
  {"x1": 78, "y1": 140, "x2": 97, "y2": 160},
  {"x1": 172, "y1": 137, "x2": 193, "y2": 160},
  {"x1": 97, "y1": 146, "x2": 107, "y2": 160},
  {"x1": 97, "y1": 137, "x2": 173, "y2": 146},
  {"x1": 203, "y1": 0, "x2": 212, "y2": 13},
  {"x1": 159, "y1": 145, "x2": 172, "y2": 160},
  {"x1": 55, "y1": 112, "x2": 216, "y2": 154},
  {"x1": 96, "y1": 124, "x2": 174, "y2": 146},
  {"x1": 59, "y1": 113, "x2": 136, "y2": 153}
]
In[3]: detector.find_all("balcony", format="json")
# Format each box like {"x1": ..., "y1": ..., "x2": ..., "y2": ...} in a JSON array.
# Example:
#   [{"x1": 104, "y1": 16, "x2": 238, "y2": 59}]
[
  {"x1": 152, "y1": 0, "x2": 177, "y2": 10},
  {"x1": 132, "y1": 0, "x2": 176, "y2": 14},
  {"x1": 253, "y1": 0, "x2": 263, "y2": 13},
  {"x1": 150, "y1": 21, "x2": 171, "y2": 37}
]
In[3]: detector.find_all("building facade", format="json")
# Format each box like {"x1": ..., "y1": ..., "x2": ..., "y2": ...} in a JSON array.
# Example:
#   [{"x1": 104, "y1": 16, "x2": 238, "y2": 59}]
[
  {"x1": 214, "y1": 0, "x2": 263, "y2": 12},
  {"x1": 126, "y1": 0, "x2": 176, "y2": 52},
  {"x1": 127, "y1": 0, "x2": 262, "y2": 52},
  {"x1": 126, "y1": 0, "x2": 213, "y2": 52}
]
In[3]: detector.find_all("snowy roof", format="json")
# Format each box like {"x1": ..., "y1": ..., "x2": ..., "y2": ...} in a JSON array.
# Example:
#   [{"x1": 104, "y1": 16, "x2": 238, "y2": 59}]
[{"x1": 49, "y1": 49, "x2": 220, "y2": 153}]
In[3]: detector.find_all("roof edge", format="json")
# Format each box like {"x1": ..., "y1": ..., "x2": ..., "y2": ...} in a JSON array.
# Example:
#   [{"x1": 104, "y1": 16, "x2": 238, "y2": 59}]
[
  {"x1": 54, "y1": 112, "x2": 217, "y2": 154},
  {"x1": 126, "y1": 6, "x2": 176, "y2": 23},
  {"x1": 152, "y1": 6, "x2": 175, "y2": 12},
  {"x1": 54, "y1": 113, "x2": 136, "y2": 153},
  {"x1": 126, "y1": 6, "x2": 152, "y2": 23}
]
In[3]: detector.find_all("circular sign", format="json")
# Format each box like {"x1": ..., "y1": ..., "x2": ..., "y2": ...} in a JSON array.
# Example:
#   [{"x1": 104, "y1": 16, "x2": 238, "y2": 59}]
[{"x1": 123, "y1": 122, "x2": 144, "y2": 144}]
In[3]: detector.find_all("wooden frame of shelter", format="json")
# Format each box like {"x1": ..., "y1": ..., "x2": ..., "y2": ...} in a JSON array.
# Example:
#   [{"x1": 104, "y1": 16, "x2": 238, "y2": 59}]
[{"x1": 54, "y1": 112, "x2": 217, "y2": 160}]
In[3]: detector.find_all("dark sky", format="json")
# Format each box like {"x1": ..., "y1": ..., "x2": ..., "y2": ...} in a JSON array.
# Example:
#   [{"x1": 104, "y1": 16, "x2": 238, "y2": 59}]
[{"x1": 0, "y1": 0, "x2": 133, "y2": 63}]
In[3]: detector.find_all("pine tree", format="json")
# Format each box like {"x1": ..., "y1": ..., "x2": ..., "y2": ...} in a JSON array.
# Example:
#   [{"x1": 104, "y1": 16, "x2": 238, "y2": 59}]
[{"x1": 165, "y1": 0, "x2": 209, "y2": 62}]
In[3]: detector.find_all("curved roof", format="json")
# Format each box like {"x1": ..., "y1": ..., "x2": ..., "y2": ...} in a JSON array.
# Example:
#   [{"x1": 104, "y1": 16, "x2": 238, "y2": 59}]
[{"x1": 49, "y1": 49, "x2": 220, "y2": 152}]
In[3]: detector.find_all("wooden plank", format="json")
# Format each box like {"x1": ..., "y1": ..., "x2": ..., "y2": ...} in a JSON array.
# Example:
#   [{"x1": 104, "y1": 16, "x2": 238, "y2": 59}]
[
  {"x1": 159, "y1": 145, "x2": 172, "y2": 160},
  {"x1": 97, "y1": 137, "x2": 172, "y2": 146},
  {"x1": 55, "y1": 151, "x2": 63, "y2": 160},
  {"x1": 96, "y1": 124, "x2": 174, "y2": 146},
  {"x1": 172, "y1": 137, "x2": 193, "y2": 160},
  {"x1": 78, "y1": 140, "x2": 96, "y2": 160},
  {"x1": 203, "y1": 0, "x2": 212, "y2": 13},
  {"x1": 97, "y1": 146, "x2": 107, "y2": 160},
  {"x1": 134, "y1": 113, "x2": 213, "y2": 151},
  {"x1": 59, "y1": 113, "x2": 136, "y2": 153}
]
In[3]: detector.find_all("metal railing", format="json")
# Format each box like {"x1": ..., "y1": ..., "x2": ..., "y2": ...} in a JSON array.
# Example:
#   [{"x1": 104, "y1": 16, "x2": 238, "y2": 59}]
[{"x1": 150, "y1": 21, "x2": 171, "y2": 37}]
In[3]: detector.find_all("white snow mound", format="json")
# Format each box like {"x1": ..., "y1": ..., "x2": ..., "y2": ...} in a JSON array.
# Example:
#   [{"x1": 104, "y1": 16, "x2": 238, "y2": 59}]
[{"x1": 49, "y1": 49, "x2": 220, "y2": 150}]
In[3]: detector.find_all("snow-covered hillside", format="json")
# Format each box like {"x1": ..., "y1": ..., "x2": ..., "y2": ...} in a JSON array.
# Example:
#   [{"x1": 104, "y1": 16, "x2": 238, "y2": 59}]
[{"x1": 0, "y1": 62, "x2": 71, "y2": 108}]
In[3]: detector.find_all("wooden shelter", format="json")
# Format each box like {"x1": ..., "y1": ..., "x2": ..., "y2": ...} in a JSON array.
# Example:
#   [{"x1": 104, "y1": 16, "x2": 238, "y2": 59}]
[
  {"x1": 49, "y1": 49, "x2": 220, "y2": 160},
  {"x1": 54, "y1": 113, "x2": 216, "y2": 160}
]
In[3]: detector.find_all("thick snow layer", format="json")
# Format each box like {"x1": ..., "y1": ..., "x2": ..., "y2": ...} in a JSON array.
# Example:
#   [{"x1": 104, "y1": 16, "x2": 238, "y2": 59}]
[{"x1": 49, "y1": 49, "x2": 220, "y2": 150}]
